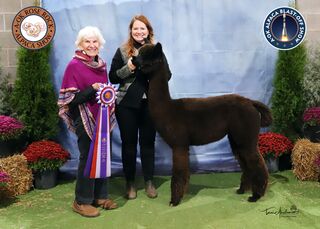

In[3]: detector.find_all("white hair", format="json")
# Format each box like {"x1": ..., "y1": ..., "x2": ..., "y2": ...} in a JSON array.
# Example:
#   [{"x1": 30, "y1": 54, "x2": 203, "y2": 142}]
[{"x1": 75, "y1": 26, "x2": 105, "y2": 49}]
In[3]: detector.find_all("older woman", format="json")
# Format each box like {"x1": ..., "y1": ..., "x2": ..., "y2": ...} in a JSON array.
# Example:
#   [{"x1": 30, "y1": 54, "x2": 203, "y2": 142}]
[{"x1": 58, "y1": 26, "x2": 117, "y2": 217}]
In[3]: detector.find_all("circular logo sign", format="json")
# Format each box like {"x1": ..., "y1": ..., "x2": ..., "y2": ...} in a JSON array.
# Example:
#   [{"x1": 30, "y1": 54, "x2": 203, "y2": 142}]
[
  {"x1": 12, "y1": 6, "x2": 55, "y2": 50},
  {"x1": 263, "y1": 7, "x2": 306, "y2": 50}
]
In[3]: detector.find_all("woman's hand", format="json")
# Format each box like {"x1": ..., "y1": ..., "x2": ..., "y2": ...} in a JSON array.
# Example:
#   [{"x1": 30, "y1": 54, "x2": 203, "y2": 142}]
[
  {"x1": 127, "y1": 57, "x2": 136, "y2": 72},
  {"x1": 92, "y1": 83, "x2": 101, "y2": 91}
]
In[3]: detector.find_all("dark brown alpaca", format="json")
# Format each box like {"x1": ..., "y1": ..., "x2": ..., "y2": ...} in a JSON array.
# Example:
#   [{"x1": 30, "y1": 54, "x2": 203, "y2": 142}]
[{"x1": 133, "y1": 43, "x2": 272, "y2": 206}]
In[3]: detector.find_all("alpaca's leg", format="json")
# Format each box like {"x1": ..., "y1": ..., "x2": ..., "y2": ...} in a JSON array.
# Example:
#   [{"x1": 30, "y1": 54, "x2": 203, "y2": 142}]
[
  {"x1": 236, "y1": 158, "x2": 251, "y2": 195},
  {"x1": 170, "y1": 147, "x2": 189, "y2": 206},
  {"x1": 228, "y1": 130, "x2": 268, "y2": 202},
  {"x1": 248, "y1": 153, "x2": 268, "y2": 202},
  {"x1": 243, "y1": 152, "x2": 268, "y2": 202},
  {"x1": 228, "y1": 137, "x2": 251, "y2": 195}
]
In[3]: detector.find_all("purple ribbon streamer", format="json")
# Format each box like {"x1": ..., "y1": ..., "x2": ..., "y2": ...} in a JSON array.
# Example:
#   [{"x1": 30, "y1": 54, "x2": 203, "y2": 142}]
[{"x1": 99, "y1": 107, "x2": 108, "y2": 177}]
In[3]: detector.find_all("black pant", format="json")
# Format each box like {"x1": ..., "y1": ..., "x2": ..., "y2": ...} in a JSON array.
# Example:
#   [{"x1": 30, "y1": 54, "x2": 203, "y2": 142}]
[
  {"x1": 115, "y1": 100, "x2": 156, "y2": 182},
  {"x1": 75, "y1": 123, "x2": 108, "y2": 204}
]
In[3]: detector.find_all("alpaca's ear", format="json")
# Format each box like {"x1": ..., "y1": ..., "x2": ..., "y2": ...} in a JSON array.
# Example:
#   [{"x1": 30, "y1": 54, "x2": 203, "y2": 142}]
[{"x1": 153, "y1": 42, "x2": 163, "y2": 57}]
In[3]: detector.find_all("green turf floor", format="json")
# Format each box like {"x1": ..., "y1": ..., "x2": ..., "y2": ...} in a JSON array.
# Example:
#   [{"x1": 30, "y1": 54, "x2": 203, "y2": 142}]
[{"x1": 0, "y1": 170, "x2": 320, "y2": 229}]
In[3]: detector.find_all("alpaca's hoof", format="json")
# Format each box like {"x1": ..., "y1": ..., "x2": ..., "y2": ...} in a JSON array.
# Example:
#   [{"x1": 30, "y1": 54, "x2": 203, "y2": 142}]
[
  {"x1": 236, "y1": 188, "x2": 245, "y2": 194},
  {"x1": 247, "y1": 194, "x2": 261, "y2": 202},
  {"x1": 169, "y1": 199, "x2": 180, "y2": 206}
]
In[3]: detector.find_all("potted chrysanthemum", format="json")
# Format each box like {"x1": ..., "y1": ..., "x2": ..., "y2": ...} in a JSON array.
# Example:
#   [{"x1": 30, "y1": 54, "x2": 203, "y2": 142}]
[
  {"x1": 22, "y1": 140, "x2": 70, "y2": 189},
  {"x1": 302, "y1": 107, "x2": 320, "y2": 142},
  {"x1": 0, "y1": 115, "x2": 25, "y2": 157},
  {"x1": 0, "y1": 171, "x2": 10, "y2": 187},
  {"x1": 258, "y1": 132, "x2": 294, "y2": 172}
]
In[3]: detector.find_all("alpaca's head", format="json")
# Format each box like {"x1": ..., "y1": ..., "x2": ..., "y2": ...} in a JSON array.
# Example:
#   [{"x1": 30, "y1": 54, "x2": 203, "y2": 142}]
[{"x1": 132, "y1": 42, "x2": 164, "y2": 75}]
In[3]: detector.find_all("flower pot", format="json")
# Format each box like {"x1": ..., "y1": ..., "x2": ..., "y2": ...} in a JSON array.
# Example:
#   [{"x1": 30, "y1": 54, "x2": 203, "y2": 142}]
[
  {"x1": 264, "y1": 157, "x2": 279, "y2": 173},
  {"x1": 0, "y1": 137, "x2": 27, "y2": 158},
  {"x1": 278, "y1": 153, "x2": 292, "y2": 171},
  {"x1": 34, "y1": 169, "x2": 58, "y2": 189},
  {"x1": 303, "y1": 125, "x2": 320, "y2": 143}
]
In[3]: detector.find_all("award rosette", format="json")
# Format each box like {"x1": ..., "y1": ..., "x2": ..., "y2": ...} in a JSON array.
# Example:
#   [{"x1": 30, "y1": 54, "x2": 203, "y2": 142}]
[{"x1": 84, "y1": 83, "x2": 117, "y2": 178}]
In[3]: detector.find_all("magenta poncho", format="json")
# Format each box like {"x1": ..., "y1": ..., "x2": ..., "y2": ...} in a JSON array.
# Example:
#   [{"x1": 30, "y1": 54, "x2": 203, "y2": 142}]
[{"x1": 58, "y1": 52, "x2": 107, "y2": 139}]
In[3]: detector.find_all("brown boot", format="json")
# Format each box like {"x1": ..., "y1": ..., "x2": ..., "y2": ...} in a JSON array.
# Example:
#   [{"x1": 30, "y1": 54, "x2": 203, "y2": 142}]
[
  {"x1": 145, "y1": 180, "x2": 158, "y2": 198},
  {"x1": 95, "y1": 199, "x2": 118, "y2": 210},
  {"x1": 126, "y1": 182, "x2": 137, "y2": 200},
  {"x1": 72, "y1": 201, "x2": 100, "y2": 217}
]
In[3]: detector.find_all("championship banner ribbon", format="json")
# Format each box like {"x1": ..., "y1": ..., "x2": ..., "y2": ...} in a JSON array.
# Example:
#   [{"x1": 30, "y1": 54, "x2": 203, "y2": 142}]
[{"x1": 84, "y1": 83, "x2": 117, "y2": 178}]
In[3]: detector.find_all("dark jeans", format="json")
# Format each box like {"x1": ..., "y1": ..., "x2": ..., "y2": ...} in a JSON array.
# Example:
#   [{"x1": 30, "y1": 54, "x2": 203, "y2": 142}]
[
  {"x1": 116, "y1": 100, "x2": 156, "y2": 183},
  {"x1": 75, "y1": 123, "x2": 108, "y2": 204}
]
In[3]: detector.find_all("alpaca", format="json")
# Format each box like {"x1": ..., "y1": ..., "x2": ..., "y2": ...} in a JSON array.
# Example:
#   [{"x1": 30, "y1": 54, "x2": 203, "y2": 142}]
[{"x1": 133, "y1": 43, "x2": 272, "y2": 206}]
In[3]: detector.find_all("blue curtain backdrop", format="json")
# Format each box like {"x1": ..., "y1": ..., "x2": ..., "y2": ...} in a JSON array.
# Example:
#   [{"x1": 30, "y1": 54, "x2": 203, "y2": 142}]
[{"x1": 43, "y1": 0, "x2": 291, "y2": 176}]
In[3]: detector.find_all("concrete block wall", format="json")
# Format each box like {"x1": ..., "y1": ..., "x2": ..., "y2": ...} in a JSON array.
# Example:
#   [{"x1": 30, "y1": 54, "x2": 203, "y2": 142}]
[
  {"x1": 0, "y1": 0, "x2": 319, "y2": 80},
  {"x1": 0, "y1": 0, "x2": 34, "y2": 82},
  {"x1": 297, "y1": 0, "x2": 320, "y2": 47}
]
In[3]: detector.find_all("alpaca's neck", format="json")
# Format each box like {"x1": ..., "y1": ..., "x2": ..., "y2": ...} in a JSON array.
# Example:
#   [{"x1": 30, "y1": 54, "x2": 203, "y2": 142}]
[{"x1": 148, "y1": 63, "x2": 172, "y2": 113}]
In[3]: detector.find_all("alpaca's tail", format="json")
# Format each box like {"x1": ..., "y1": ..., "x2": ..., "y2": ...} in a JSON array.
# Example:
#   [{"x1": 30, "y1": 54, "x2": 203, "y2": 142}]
[{"x1": 252, "y1": 100, "x2": 273, "y2": 127}]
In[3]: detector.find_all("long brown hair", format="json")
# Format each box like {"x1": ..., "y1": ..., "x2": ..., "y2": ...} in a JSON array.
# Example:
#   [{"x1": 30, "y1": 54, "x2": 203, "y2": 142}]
[{"x1": 124, "y1": 15, "x2": 155, "y2": 57}]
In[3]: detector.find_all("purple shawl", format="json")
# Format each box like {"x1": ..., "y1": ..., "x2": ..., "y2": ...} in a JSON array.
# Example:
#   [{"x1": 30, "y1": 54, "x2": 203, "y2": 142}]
[{"x1": 58, "y1": 52, "x2": 107, "y2": 139}]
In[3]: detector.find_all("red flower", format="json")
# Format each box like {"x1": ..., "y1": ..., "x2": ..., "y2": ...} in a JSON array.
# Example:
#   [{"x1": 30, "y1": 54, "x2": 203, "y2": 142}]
[
  {"x1": 258, "y1": 132, "x2": 293, "y2": 158},
  {"x1": 22, "y1": 140, "x2": 70, "y2": 172}
]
